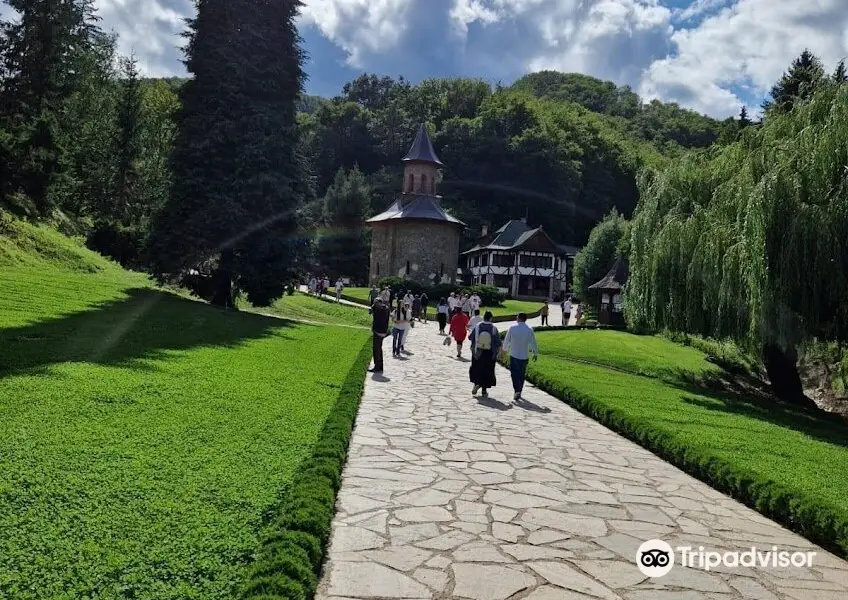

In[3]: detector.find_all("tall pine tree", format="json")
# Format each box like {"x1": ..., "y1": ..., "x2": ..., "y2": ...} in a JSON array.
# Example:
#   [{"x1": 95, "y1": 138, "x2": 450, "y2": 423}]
[
  {"x1": 113, "y1": 53, "x2": 142, "y2": 225},
  {"x1": 0, "y1": 0, "x2": 98, "y2": 215},
  {"x1": 762, "y1": 49, "x2": 825, "y2": 114},
  {"x1": 148, "y1": 0, "x2": 308, "y2": 307},
  {"x1": 316, "y1": 166, "x2": 371, "y2": 281}
]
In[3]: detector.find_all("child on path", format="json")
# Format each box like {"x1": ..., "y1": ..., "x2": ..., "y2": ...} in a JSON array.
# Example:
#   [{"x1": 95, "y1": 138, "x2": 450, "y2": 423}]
[
  {"x1": 449, "y1": 308, "x2": 470, "y2": 359},
  {"x1": 540, "y1": 301, "x2": 550, "y2": 326}
]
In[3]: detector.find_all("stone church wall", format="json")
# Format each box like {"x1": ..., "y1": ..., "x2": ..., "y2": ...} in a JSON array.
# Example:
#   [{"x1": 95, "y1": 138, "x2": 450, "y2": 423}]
[{"x1": 369, "y1": 220, "x2": 461, "y2": 286}]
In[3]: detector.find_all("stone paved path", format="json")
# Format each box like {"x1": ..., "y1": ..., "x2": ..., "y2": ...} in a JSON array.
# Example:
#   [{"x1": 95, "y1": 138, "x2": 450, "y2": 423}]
[{"x1": 316, "y1": 321, "x2": 848, "y2": 600}]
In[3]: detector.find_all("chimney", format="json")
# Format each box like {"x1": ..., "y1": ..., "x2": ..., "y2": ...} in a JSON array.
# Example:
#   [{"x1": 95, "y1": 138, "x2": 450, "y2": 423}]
[{"x1": 481, "y1": 225, "x2": 488, "y2": 237}]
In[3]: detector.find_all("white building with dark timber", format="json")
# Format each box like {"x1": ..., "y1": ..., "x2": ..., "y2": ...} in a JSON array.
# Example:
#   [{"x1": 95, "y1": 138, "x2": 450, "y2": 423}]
[{"x1": 461, "y1": 219, "x2": 580, "y2": 300}]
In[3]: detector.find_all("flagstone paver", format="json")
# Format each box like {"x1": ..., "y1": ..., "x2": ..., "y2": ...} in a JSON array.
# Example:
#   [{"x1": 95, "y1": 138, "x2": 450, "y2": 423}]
[{"x1": 316, "y1": 320, "x2": 848, "y2": 600}]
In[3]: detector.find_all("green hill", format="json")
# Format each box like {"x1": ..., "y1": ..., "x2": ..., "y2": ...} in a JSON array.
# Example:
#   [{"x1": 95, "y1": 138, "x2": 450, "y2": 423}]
[{"x1": 0, "y1": 216, "x2": 369, "y2": 599}]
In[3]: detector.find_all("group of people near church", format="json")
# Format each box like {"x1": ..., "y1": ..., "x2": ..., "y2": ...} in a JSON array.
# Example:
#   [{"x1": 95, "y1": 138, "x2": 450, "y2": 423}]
[{"x1": 368, "y1": 287, "x2": 540, "y2": 402}]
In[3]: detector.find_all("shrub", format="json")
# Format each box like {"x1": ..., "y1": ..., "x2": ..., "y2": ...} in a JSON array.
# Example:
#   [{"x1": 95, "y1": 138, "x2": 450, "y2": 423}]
[
  {"x1": 377, "y1": 276, "x2": 425, "y2": 296},
  {"x1": 463, "y1": 284, "x2": 505, "y2": 306}
]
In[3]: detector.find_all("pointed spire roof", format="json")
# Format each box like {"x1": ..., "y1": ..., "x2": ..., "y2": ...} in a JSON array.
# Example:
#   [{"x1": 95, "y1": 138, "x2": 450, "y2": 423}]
[{"x1": 402, "y1": 123, "x2": 443, "y2": 166}]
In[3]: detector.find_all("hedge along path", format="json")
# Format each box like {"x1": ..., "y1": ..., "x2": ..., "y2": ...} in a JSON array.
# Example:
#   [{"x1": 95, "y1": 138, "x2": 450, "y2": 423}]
[
  {"x1": 240, "y1": 340, "x2": 371, "y2": 600},
  {"x1": 315, "y1": 320, "x2": 848, "y2": 600}
]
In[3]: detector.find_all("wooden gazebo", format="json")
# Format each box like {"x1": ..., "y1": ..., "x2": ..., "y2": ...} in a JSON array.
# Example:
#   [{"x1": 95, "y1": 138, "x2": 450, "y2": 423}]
[{"x1": 588, "y1": 256, "x2": 628, "y2": 326}]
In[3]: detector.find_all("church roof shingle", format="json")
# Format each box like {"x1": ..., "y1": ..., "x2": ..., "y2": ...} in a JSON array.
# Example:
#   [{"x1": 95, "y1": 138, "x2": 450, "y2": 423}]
[{"x1": 402, "y1": 123, "x2": 443, "y2": 166}]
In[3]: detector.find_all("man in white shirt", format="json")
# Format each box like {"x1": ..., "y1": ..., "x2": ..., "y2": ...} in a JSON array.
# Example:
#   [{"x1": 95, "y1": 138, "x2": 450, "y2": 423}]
[
  {"x1": 501, "y1": 313, "x2": 539, "y2": 401},
  {"x1": 448, "y1": 293, "x2": 458, "y2": 312},
  {"x1": 470, "y1": 293, "x2": 482, "y2": 313},
  {"x1": 335, "y1": 279, "x2": 344, "y2": 302},
  {"x1": 467, "y1": 309, "x2": 483, "y2": 332},
  {"x1": 561, "y1": 297, "x2": 573, "y2": 326}
]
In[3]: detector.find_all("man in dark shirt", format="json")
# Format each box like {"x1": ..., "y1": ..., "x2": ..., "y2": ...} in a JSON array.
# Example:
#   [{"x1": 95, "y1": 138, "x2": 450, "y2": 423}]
[{"x1": 369, "y1": 297, "x2": 390, "y2": 373}]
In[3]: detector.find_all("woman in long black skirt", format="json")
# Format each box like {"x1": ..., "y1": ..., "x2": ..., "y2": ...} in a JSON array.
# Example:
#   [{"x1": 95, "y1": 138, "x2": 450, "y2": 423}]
[{"x1": 469, "y1": 311, "x2": 500, "y2": 397}]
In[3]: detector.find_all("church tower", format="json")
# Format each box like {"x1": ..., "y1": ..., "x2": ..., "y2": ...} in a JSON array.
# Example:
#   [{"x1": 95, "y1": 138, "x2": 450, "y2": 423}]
[{"x1": 366, "y1": 124, "x2": 464, "y2": 286}]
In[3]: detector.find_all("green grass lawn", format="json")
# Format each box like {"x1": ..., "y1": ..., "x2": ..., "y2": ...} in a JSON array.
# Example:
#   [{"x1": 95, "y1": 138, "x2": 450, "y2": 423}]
[
  {"x1": 0, "y1": 219, "x2": 369, "y2": 599},
  {"x1": 246, "y1": 292, "x2": 371, "y2": 328},
  {"x1": 529, "y1": 329, "x2": 848, "y2": 556}
]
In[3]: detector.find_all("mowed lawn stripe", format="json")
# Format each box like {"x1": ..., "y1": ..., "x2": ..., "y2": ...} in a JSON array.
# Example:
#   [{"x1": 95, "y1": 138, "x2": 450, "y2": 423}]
[{"x1": 1, "y1": 263, "x2": 369, "y2": 600}]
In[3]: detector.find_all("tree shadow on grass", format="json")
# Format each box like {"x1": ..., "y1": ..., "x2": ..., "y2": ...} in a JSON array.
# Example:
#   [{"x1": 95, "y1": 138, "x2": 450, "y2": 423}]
[{"x1": 0, "y1": 287, "x2": 303, "y2": 377}]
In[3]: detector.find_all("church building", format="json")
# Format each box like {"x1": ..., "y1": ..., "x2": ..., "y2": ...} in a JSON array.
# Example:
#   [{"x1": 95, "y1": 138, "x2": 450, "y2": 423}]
[
  {"x1": 461, "y1": 219, "x2": 577, "y2": 300},
  {"x1": 366, "y1": 124, "x2": 464, "y2": 286}
]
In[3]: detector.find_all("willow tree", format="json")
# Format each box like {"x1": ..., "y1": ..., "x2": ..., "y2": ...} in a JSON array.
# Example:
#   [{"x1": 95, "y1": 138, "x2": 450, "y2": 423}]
[{"x1": 627, "y1": 82, "x2": 848, "y2": 406}]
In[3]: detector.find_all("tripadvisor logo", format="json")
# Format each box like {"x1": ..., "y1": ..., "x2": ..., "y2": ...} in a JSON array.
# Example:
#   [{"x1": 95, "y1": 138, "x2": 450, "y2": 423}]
[{"x1": 636, "y1": 539, "x2": 816, "y2": 576}]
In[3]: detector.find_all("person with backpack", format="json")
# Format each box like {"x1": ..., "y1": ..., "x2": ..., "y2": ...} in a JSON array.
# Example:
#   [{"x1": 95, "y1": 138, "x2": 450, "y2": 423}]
[{"x1": 469, "y1": 311, "x2": 500, "y2": 397}]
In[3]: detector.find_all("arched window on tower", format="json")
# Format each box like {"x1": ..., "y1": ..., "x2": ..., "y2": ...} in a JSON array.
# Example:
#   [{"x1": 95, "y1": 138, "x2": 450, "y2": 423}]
[
  {"x1": 407, "y1": 173, "x2": 414, "y2": 193},
  {"x1": 420, "y1": 173, "x2": 427, "y2": 194}
]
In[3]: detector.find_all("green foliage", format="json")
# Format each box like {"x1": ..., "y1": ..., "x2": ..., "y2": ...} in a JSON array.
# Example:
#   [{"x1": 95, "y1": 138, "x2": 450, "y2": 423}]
[
  {"x1": 523, "y1": 329, "x2": 848, "y2": 558},
  {"x1": 763, "y1": 49, "x2": 826, "y2": 114},
  {"x1": 377, "y1": 276, "x2": 425, "y2": 296},
  {"x1": 0, "y1": 0, "x2": 99, "y2": 215},
  {"x1": 572, "y1": 209, "x2": 629, "y2": 300},
  {"x1": 148, "y1": 0, "x2": 307, "y2": 308},
  {"x1": 627, "y1": 82, "x2": 848, "y2": 354},
  {"x1": 316, "y1": 167, "x2": 371, "y2": 281},
  {"x1": 0, "y1": 221, "x2": 371, "y2": 599}
]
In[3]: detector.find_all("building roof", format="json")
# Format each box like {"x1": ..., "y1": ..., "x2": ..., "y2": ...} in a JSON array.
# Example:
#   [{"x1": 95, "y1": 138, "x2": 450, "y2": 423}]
[
  {"x1": 402, "y1": 123, "x2": 443, "y2": 166},
  {"x1": 558, "y1": 244, "x2": 583, "y2": 257},
  {"x1": 588, "y1": 256, "x2": 629, "y2": 291},
  {"x1": 462, "y1": 219, "x2": 563, "y2": 255},
  {"x1": 366, "y1": 195, "x2": 465, "y2": 226}
]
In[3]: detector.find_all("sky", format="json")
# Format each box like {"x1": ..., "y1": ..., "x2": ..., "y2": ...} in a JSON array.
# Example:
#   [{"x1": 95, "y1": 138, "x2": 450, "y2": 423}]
[{"x1": 3, "y1": 0, "x2": 848, "y2": 118}]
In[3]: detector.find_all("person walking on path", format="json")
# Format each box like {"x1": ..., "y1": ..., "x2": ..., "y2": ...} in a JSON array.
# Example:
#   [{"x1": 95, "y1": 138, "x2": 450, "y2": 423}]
[
  {"x1": 380, "y1": 287, "x2": 390, "y2": 303},
  {"x1": 469, "y1": 311, "x2": 500, "y2": 397},
  {"x1": 412, "y1": 294, "x2": 422, "y2": 322},
  {"x1": 540, "y1": 301, "x2": 550, "y2": 326},
  {"x1": 448, "y1": 292, "x2": 458, "y2": 313},
  {"x1": 368, "y1": 297, "x2": 390, "y2": 373},
  {"x1": 420, "y1": 292, "x2": 429, "y2": 323},
  {"x1": 437, "y1": 298, "x2": 449, "y2": 334},
  {"x1": 449, "y1": 308, "x2": 470, "y2": 359},
  {"x1": 391, "y1": 302, "x2": 412, "y2": 358},
  {"x1": 368, "y1": 285, "x2": 379, "y2": 305},
  {"x1": 461, "y1": 294, "x2": 473, "y2": 317},
  {"x1": 501, "y1": 313, "x2": 539, "y2": 400},
  {"x1": 467, "y1": 308, "x2": 483, "y2": 332},
  {"x1": 335, "y1": 278, "x2": 344, "y2": 302},
  {"x1": 561, "y1": 297, "x2": 573, "y2": 326},
  {"x1": 470, "y1": 292, "x2": 482, "y2": 314}
]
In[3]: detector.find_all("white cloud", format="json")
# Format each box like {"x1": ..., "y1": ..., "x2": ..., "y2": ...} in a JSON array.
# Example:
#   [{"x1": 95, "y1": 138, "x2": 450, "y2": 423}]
[
  {"x1": 298, "y1": 0, "x2": 412, "y2": 67},
  {"x1": 640, "y1": 0, "x2": 848, "y2": 116},
  {"x1": 4, "y1": 1, "x2": 847, "y2": 118},
  {"x1": 96, "y1": 0, "x2": 190, "y2": 76}
]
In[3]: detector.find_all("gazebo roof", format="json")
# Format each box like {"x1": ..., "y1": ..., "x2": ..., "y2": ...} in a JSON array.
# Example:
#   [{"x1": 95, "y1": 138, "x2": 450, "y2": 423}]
[{"x1": 588, "y1": 256, "x2": 629, "y2": 291}]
